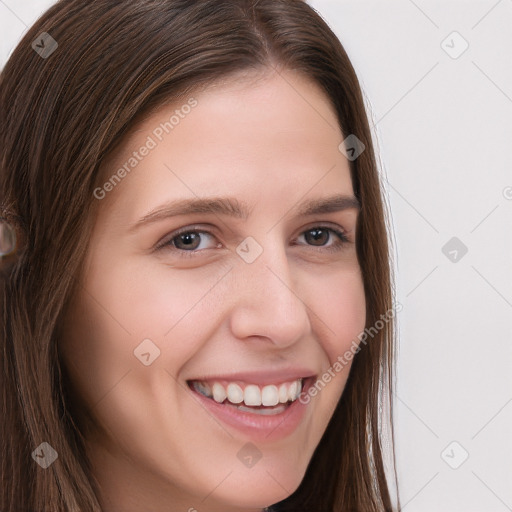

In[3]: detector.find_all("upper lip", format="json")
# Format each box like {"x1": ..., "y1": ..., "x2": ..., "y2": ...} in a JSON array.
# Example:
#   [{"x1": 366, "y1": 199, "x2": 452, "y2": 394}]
[{"x1": 187, "y1": 368, "x2": 317, "y2": 386}]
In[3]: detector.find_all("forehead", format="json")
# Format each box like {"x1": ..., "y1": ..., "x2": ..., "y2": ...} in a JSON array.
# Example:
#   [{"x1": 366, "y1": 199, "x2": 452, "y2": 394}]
[{"x1": 96, "y1": 68, "x2": 352, "y2": 219}]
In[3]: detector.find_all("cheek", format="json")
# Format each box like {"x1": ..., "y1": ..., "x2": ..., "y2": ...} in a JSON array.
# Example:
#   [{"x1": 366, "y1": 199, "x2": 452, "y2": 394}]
[
  {"x1": 306, "y1": 265, "x2": 366, "y2": 364},
  {"x1": 299, "y1": 265, "x2": 366, "y2": 418},
  {"x1": 61, "y1": 257, "x2": 229, "y2": 387}
]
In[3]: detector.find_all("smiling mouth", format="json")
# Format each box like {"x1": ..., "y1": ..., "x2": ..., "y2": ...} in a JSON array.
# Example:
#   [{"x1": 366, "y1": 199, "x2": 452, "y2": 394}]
[{"x1": 187, "y1": 378, "x2": 306, "y2": 416}]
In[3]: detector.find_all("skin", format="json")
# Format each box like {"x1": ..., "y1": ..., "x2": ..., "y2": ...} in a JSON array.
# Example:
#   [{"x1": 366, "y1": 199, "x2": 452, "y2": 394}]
[{"x1": 60, "y1": 68, "x2": 366, "y2": 512}]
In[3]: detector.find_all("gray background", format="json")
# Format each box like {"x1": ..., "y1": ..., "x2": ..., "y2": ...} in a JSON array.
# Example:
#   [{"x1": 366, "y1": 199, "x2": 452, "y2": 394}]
[{"x1": 1, "y1": 1, "x2": 511, "y2": 510}]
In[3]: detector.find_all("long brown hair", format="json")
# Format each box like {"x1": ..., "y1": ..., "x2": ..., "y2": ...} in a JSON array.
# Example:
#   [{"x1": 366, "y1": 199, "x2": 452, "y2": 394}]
[{"x1": 0, "y1": 1, "x2": 399, "y2": 510}]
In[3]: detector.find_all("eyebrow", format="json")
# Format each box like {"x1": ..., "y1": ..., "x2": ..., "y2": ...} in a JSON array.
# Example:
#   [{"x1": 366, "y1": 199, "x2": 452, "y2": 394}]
[{"x1": 131, "y1": 194, "x2": 360, "y2": 231}]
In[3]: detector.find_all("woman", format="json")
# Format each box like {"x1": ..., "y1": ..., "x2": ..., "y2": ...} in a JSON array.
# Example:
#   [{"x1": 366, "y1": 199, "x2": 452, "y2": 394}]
[{"x1": 0, "y1": 1, "x2": 400, "y2": 510}]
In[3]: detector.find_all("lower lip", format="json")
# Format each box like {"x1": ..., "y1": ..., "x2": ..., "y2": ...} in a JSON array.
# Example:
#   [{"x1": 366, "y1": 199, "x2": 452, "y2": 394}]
[{"x1": 188, "y1": 378, "x2": 313, "y2": 442}]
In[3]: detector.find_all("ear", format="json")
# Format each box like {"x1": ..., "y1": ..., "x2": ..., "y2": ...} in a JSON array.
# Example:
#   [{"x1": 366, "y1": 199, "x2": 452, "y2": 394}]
[
  {"x1": 0, "y1": 206, "x2": 26, "y2": 271},
  {"x1": 0, "y1": 219, "x2": 16, "y2": 257}
]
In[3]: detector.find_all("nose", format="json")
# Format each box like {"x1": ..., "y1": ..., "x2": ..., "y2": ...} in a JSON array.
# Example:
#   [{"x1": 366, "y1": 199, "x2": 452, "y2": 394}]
[{"x1": 228, "y1": 238, "x2": 311, "y2": 348}]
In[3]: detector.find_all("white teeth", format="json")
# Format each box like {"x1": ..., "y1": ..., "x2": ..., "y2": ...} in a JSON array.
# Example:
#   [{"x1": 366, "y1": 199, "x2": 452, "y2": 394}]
[
  {"x1": 288, "y1": 380, "x2": 299, "y2": 401},
  {"x1": 226, "y1": 383, "x2": 244, "y2": 404},
  {"x1": 191, "y1": 378, "x2": 304, "y2": 407},
  {"x1": 261, "y1": 385, "x2": 279, "y2": 406},
  {"x1": 244, "y1": 385, "x2": 261, "y2": 406},
  {"x1": 212, "y1": 382, "x2": 226, "y2": 403},
  {"x1": 278, "y1": 383, "x2": 289, "y2": 403}
]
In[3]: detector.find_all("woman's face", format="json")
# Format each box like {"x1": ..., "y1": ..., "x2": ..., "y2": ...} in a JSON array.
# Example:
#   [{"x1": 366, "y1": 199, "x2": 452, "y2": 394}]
[{"x1": 60, "y1": 69, "x2": 366, "y2": 512}]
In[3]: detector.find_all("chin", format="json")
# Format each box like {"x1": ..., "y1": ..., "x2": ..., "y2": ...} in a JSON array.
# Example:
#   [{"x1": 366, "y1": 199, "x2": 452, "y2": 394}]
[{"x1": 210, "y1": 462, "x2": 305, "y2": 509}]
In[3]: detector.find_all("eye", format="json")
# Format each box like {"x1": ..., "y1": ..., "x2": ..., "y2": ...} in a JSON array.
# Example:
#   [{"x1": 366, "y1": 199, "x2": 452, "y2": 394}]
[
  {"x1": 295, "y1": 226, "x2": 350, "y2": 252},
  {"x1": 157, "y1": 227, "x2": 220, "y2": 254},
  {"x1": 156, "y1": 224, "x2": 350, "y2": 258}
]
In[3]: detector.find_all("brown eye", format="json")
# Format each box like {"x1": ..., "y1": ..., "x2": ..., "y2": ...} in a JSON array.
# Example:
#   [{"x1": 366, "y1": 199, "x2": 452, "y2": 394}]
[
  {"x1": 296, "y1": 226, "x2": 349, "y2": 250},
  {"x1": 173, "y1": 232, "x2": 202, "y2": 250},
  {"x1": 159, "y1": 229, "x2": 219, "y2": 255},
  {"x1": 304, "y1": 228, "x2": 331, "y2": 246}
]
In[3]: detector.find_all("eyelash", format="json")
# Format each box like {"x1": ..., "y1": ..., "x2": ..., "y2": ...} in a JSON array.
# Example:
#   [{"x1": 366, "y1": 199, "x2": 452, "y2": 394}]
[{"x1": 156, "y1": 224, "x2": 351, "y2": 258}]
